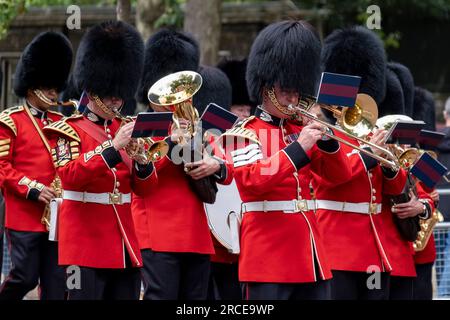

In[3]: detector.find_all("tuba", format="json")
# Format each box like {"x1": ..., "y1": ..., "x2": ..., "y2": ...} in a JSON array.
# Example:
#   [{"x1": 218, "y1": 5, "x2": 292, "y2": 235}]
[
  {"x1": 147, "y1": 71, "x2": 218, "y2": 204},
  {"x1": 414, "y1": 209, "x2": 444, "y2": 251},
  {"x1": 147, "y1": 70, "x2": 202, "y2": 145},
  {"x1": 293, "y1": 93, "x2": 400, "y2": 170}
]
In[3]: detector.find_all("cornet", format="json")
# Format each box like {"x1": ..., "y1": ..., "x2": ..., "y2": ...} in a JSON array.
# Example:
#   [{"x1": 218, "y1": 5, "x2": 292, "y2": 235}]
[{"x1": 114, "y1": 112, "x2": 169, "y2": 164}]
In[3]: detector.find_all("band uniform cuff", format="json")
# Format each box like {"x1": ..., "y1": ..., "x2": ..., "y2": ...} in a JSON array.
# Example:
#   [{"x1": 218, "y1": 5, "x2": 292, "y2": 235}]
[
  {"x1": 360, "y1": 147, "x2": 378, "y2": 171},
  {"x1": 27, "y1": 188, "x2": 41, "y2": 202},
  {"x1": 164, "y1": 136, "x2": 177, "y2": 161},
  {"x1": 316, "y1": 139, "x2": 339, "y2": 153},
  {"x1": 381, "y1": 166, "x2": 398, "y2": 179},
  {"x1": 101, "y1": 145, "x2": 122, "y2": 168},
  {"x1": 284, "y1": 141, "x2": 310, "y2": 171},
  {"x1": 135, "y1": 162, "x2": 155, "y2": 179}
]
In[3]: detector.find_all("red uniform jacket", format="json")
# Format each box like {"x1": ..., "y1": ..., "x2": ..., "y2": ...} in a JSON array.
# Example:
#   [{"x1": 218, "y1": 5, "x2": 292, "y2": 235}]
[
  {"x1": 313, "y1": 132, "x2": 407, "y2": 273},
  {"x1": 414, "y1": 183, "x2": 437, "y2": 265},
  {"x1": 414, "y1": 235, "x2": 436, "y2": 265},
  {"x1": 44, "y1": 113, "x2": 157, "y2": 269},
  {"x1": 227, "y1": 110, "x2": 352, "y2": 283},
  {"x1": 0, "y1": 105, "x2": 62, "y2": 232},
  {"x1": 377, "y1": 182, "x2": 434, "y2": 277},
  {"x1": 132, "y1": 135, "x2": 234, "y2": 255},
  {"x1": 210, "y1": 237, "x2": 239, "y2": 264}
]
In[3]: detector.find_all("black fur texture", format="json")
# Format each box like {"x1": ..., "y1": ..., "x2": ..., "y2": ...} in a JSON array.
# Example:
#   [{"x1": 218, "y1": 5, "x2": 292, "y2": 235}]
[
  {"x1": 74, "y1": 21, "x2": 144, "y2": 100},
  {"x1": 14, "y1": 31, "x2": 73, "y2": 98},
  {"x1": 137, "y1": 28, "x2": 200, "y2": 104},
  {"x1": 246, "y1": 20, "x2": 322, "y2": 104}
]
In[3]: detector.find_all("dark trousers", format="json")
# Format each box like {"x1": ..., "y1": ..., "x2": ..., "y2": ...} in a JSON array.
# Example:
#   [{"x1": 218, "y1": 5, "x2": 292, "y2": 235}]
[
  {"x1": 67, "y1": 266, "x2": 141, "y2": 300},
  {"x1": 331, "y1": 270, "x2": 391, "y2": 300},
  {"x1": 141, "y1": 249, "x2": 210, "y2": 300},
  {"x1": 413, "y1": 263, "x2": 433, "y2": 300},
  {"x1": 245, "y1": 280, "x2": 331, "y2": 300},
  {"x1": 208, "y1": 262, "x2": 242, "y2": 300},
  {"x1": 389, "y1": 276, "x2": 414, "y2": 300},
  {"x1": 0, "y1": 229, "x2": 66, "y2": 300}
]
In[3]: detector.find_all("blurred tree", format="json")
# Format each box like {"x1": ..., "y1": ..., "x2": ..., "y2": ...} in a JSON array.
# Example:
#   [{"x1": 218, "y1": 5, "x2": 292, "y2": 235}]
[
  {"x1": 0, "y1": 0, "x2": 119, "y2": 40},
  {"x1": 116, "y1": 0, "x2": 131, "y2": 23},
  {"x1": 184, "y1": 0, "x2": 222, "y2": 65},
  {"x1": 135, "y1": 0, "x2": 165, "y2": 39},
  {"x1": 295, "y1": 0, "x2": 450, "y2": 49}
]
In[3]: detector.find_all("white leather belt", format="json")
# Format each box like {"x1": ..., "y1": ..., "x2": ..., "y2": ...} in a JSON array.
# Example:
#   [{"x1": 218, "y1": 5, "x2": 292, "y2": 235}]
[
  {"x1": 241, "y1": 199, "x2": 316, "y2": 214},
  {"x1": 315, "y1": 200, "x2": 381, "y2": 215},
  {"x1": 63, "y1": 191, "x2": 131, "y2": 205}
]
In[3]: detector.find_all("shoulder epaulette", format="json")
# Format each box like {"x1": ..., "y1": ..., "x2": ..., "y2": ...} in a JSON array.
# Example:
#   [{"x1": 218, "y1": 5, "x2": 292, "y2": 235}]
[
  {"x1": 234, "y1": 115, "x2": 255, "y2": 129},
  {"x1": 43, "y1": 117, "x2": 81, "y2": 142},
  {"x1": 219, "y1": 116, "x2": 260, "y2": 146},
  {"x1": 0, "y1": 106, "x2": 24, "y2": 136}
]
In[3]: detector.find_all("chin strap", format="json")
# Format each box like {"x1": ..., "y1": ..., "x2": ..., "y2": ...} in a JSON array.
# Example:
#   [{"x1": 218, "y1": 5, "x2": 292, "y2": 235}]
[
  {"x1": 34, "y1": 89, "x2": 57, "y2": 106},
  {"x1": 92, "y1": 94, "x2": 118, "y2": 118},
  {"x1": 266, "y1": 87, "x2": 303, "y2": 122}
]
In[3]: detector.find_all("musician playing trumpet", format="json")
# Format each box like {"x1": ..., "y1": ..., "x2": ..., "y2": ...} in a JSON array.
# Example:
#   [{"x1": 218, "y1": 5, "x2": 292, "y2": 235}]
[{"x1": 44, "y1": 21, "x2": 157, "y2": 300}]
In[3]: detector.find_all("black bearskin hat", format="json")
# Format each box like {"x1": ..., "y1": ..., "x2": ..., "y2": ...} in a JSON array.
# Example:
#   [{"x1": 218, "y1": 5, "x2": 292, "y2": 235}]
[
  {"x1": 13, "y1": 31, "x2": 73, "y2": 98},
  {"x1": 378, "y1": 68, "x2": 405, "y2": 117},
  {"x1": 413, "y1": 87, "x2": 436, "y2": 131},
  {"x1": 217, "y1": 58, "x2": 255, "y2": 109},
  {"x1": 246, "y1": 20, "x2": 321, "y2": 104},
  {"x1": 193, "y1": 65, "x2": 232, "y2": 116},
  {"x1": 74, "y1": 21, "x2": 144, "y2": 100},
  {"x1": 322, "y1": 26, "x2": 387, "y2": 105},
  {"x1": 137, "y1": 28, "x2": 200, "y2": 104},
  {"x1": 388, "y1": 62, "x2": 415, "y2": 118}
]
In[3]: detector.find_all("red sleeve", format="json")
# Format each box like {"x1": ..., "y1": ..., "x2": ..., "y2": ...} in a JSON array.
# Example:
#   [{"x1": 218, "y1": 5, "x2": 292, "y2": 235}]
[
  {"x1": 416, "y1": 182, "x2": 435, "y2": 212},
  {"x1": 0, "y1": 124, "x2": 44, "y2": 200},
  {"x1": 382, "y1": 167, "x2": 408, "y2": 195},
  {"x1": 48, "y1": 134, "x2": 156, "y2": 193},
  {"x1": 309, "y1": 142, "x2": 352, "y2": 187}
]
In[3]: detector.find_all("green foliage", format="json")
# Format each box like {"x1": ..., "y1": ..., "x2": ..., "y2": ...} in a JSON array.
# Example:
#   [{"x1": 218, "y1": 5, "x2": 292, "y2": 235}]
[
  {"x1": 0, "y1": 0, "x2": 137, "y2": 40},
  {"x1": 154, "y1": 0, "x2": 184, "y2": 29},
  {"x1": 0, "y1": 1, "x2": 25, "y2": 39}
]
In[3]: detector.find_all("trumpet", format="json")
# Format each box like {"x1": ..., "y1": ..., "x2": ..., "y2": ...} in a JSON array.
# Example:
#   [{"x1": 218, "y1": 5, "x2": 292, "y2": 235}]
[
  {"x1": 147, "y1": 71, "x2": 202, "y2": 145},
  {"x1": 114, "y1": 113, "x2": 169, "y2": 164},
  {"x1": 292, "y1": 93, "x2": 400, "y2": 170}
]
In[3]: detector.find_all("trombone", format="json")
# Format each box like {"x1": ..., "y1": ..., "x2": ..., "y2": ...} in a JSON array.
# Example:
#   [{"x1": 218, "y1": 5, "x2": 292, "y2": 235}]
[{"x1": 292, "y1": 93, "x2": 400, "y2": 170}]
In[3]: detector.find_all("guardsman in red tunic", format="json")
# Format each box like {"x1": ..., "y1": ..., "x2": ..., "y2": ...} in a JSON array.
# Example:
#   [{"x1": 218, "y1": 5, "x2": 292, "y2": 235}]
[
  {"x1": 222, "y1": 21, "x2": 352, "y2": 300},
  {"x1": 44, "y1": 21, "x2": 156, "y2": 300},
  {"x1": 382, "y1": 179, "x2": 435, "y2": 299},
  {"x1": 0, "y1": 32, "x2": 72, "y2": 300},
  {"x1": 132, "y1": 29, "x2": 233, "y2": 300},
  {"x1": 316, "y1": 26, "x2": 407, "y2": 300}
]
